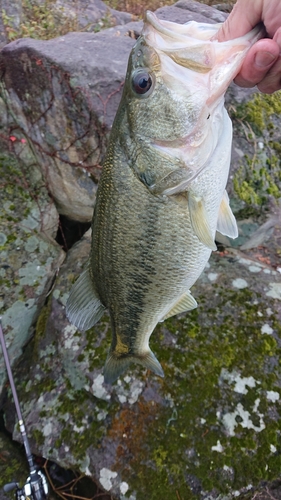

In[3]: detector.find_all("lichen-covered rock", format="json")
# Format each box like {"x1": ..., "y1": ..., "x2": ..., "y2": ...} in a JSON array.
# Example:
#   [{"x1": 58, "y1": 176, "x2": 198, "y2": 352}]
[
  {"x1": 0, "y1": 431, "x2": 29, "y2": 498},
  {"x1": 4, "y1": 223, "x2": 281, "y2": 499},
  {"x1": 0, "y1": 23, "x2": 139, "y2": 222},
  {"x1": 0, "y1": 153, "x2": 65, "y2": 394}
]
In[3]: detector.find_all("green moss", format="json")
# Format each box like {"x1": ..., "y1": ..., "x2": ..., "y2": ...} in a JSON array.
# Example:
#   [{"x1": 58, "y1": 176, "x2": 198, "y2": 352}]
[
  {"x1": 35, "y1": 302, "x2": 52, "y2": 339},
  {"x1": 231, "y1": 91, "x2": 281, "y2": 209},
  {"x1": 7, "y1": 252, "x2": 281, "y2": 499},
  {"x1": 32, "y1": 429, "x2": 45, "y2": 447},
  {"x1": 108, "y1": 284, "x2": 281, "y2": 499},
  {"x1": 0, "y1": 434, "x2": 29, "y2": 490},
  {"x1": 2, "y1": 0, "x2": 116, "y2": 41},
  {"x1": 233, "y1": 91, "x2": 281, "y2": 135}
]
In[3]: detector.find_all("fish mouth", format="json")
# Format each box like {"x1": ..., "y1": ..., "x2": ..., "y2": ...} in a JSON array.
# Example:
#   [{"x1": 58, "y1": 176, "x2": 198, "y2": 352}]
[
  {"x1": 142, "y1": 11, "x2": 264, "y2": 74},
  {"x1": 143, "y1": 11, "x2": 217, "y2": 73}
]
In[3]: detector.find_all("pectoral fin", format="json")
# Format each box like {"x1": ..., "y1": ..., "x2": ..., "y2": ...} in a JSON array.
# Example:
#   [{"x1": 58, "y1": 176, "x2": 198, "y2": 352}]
[
  {"x1": 217, "y1": 191, "x2": 238, "y2": 239},
  {"x1": 66, "y1": 266, "x2": 105, "y2": 331},
  {"x1": 141, "y1": 167, "x2": 194, "y2": 196},
  {"x1": 162, "y1": 291, "x2": 197, "y2": 321},
  {"x1": 188, "y1": 193, "x2": 217, "y2": 250}
]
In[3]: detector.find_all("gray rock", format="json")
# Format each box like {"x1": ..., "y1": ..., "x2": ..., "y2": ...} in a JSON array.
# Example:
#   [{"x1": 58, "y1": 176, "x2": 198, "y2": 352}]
[
  {"x1": 0, "y1": 25, "x2": 136, "y2": 221},
  {"x1": 0, "y1": 0, "x2": 22, "y2": 48},
  {"x1": 52, "y1": 0, "x2": 134, "y2": 31},
  {"x1": 0, "y1": 153, "x2": 65, "y2": 394},
  {"x1": 154, "y1": 0, "x2": 227, "y2": 24},
  {"x1": 174, "y1": 0, "x2": 227, "y2": 22},
  {"x1": 4, "y1": 228, "x2": 281, "y2": 499}
]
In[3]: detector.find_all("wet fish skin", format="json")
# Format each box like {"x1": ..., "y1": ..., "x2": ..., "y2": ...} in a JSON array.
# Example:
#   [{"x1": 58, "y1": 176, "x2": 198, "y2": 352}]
[{"x1": 66, "y1": 13, "x2": 263, "y2": 383}]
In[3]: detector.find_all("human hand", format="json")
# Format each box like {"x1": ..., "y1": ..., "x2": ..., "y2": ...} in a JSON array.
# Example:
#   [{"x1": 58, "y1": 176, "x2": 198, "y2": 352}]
[{"x1": 215, "y1": 0, "x2": 281, "y2": 93}]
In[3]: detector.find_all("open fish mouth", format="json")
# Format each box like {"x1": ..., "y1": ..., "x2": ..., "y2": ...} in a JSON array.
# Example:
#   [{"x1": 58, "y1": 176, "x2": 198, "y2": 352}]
[{"x1": 142, "y1": 11, "x2": 264, "y2": 80}]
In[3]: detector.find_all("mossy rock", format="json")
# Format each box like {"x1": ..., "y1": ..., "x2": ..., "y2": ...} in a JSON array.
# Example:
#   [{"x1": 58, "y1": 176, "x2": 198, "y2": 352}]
[
  {"x1": 4, "y1": 233, "x2": 281, "y2": 499},
  {"x1": 230, "y1": 91, "x2": 281, "y2": 211},
  {"x1": 0, "y1": 153, "x2": 64, "y2": 395}
]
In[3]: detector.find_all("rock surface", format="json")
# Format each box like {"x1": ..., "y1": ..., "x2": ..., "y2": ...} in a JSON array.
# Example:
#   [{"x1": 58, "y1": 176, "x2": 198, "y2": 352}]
[
  {"x1": 52, "y1": 0, "x2": 134, "y2": 30},
  {"x1": 0, "y1": 153, "x2": 65, "y2": 394},
  {"x1": 4, "y1": 229, "x2": 281, "y2": 500}
]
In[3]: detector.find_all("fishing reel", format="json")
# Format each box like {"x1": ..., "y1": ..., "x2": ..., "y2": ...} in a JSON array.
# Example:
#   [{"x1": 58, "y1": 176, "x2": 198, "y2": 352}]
[
  {"x1": 0, "y1": 319, "x2": 49, "y2": 500},
  {"x1": 4, "y1": 469, "x2": 48, "y2": 500}
]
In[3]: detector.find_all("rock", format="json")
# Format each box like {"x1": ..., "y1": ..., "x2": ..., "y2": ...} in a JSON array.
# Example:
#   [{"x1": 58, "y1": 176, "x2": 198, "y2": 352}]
[
  {"x1": 0, "y1": 0, "x2": 134, "y2": 50},
  {"x1": 213, "y1": 3, "x2": 234, "y2": 13},
  {"x1": 154, "y1": 0, "x2": 227, "y2": 24},
  {"x1": 0, "y1": 23, "x2": 140, "y2": 222},
  {"x1": 52, "y1": 0, "x2": 134, "y2": 30},
  {"x1": 0, "y1": 153, "x2": 65, "y2": 394},
  {"x1": 172, "y1": 0, "x2": 227, "y2": 22},
  {"x1": 0, "y1": 0, "x2": 22, "y2": 48},
  {"x1": 3, "y1": 222, "x2": 281, "y2": 499},
  {"x1": 0, "y1": 431, "x2": 29, "y2": 497},
  {"x1": 240, "y1": 215, "x2": 280, "y2": 250}
]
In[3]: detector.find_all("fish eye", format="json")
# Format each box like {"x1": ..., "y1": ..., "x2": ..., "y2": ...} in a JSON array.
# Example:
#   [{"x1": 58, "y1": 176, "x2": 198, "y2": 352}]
[{"x1": 132, "y1": 69, "x2": 153, "y2": 96}]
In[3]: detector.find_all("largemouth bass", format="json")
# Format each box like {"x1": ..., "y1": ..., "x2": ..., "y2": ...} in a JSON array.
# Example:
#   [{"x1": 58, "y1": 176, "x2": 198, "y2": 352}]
[{"x1": 66, "y1": 12, "x2": 263, "y2": 383}]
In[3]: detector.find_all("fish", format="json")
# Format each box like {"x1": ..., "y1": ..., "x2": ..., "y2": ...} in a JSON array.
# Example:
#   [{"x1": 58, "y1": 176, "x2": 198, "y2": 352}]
[{"x1": 66, "y1": 12, "x2": 263, "y2": 384}]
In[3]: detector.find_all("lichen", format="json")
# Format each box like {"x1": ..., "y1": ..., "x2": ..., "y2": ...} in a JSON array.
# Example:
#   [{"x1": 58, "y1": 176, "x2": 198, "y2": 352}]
[
  {"x1": 6, "y1": 246, "x2": 281, "y2": 500},
  {"x1": 0, "y1": 433, "x2": 29, "y2": 490},
  {"x1": 233, "y1": 91, "x2": 281, "y2": 135},
  {"x1": 231, "y1": 91, "x2": 281, "y2": 210},
  {"x1": 105, "y1": 283, "x2": 281, "y2": 499}
]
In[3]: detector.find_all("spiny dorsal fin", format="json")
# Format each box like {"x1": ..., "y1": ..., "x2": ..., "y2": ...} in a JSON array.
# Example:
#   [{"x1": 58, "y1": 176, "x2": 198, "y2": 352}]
[
  {"x1": 162, "y1": 291, "x2": 197, "y2": 321},
  {"x1": 66, "y1": 266, "x2": 105, "y2": 332},
  {"x1": 217, "y1": 190, "x2": 238, "y2": 239},
  {"x1": 188, "y1": 192, "x2": 217, "y2": 250},
  {"x1": 104, "y1": 349, "x2": 164, "y2": 384}
]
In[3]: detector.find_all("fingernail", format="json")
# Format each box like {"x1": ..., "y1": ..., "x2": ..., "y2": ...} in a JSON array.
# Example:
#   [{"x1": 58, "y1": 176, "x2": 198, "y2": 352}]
[{"x1": 254, "y1": 51, "x2": 277, "y2": 68}]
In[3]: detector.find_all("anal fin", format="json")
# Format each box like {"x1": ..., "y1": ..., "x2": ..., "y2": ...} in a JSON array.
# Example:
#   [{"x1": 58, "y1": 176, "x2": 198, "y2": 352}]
[
  {"x1": 66, "y1": 266, "x2": 105, "y2": 332},
  {"x1": 188, "y1": 193, "x2": 217, "y2": 250},
  {"x1": 217, "y1": 190, "x2": 238, "y2": 239},
  {"x1": 162, "y1": 291, "x2": 197, "y2": 321}
]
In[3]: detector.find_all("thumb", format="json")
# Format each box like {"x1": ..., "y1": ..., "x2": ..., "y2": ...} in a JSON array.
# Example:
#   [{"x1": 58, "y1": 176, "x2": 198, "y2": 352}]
[{"x1": 215, "y1": 0, "x2": 263, "y2": 41}]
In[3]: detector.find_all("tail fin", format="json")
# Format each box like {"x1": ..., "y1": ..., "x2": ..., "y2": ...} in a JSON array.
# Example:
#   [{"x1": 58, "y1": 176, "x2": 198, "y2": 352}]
[{"x1": 103, "y1": 349, "x2": 164, "y2": 384}]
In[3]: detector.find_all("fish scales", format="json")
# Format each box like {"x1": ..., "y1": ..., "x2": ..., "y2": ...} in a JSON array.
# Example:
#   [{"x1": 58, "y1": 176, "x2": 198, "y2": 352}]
[{"x1": 66, "y1": 12, "x2": 263, "y2": 383}]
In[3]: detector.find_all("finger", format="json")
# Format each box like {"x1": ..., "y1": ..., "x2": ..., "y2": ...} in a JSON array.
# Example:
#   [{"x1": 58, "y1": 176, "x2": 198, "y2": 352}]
[
  {"x1": 273, "y1": 26, "x2": 281, "y2": 50},
  {"x1": 257, "y1": 55, "x2": 281, "y2": 93},
  {"x1": 234, "y1": 39, "x2": 280, "y2": 87},
  {"x1": 214, "y1": 0, "x2": 263, "y2": 41}
]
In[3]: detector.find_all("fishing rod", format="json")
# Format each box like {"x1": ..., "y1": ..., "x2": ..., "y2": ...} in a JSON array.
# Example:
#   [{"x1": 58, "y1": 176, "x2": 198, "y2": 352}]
[{"x1": 0, "y1": 318, "x2": 48, "y2": 500}]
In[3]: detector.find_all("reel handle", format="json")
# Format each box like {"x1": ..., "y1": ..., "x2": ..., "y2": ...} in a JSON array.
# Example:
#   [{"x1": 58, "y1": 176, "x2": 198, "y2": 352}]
[{"x1": 3, "y1": 482, "x2": 19, "y2": 493}]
